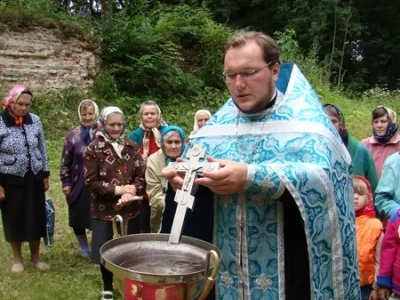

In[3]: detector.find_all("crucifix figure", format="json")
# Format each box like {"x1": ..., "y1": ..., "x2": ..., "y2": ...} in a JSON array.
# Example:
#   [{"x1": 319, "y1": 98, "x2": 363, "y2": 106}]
[{"x1": 167, "y1": 144, "x2": 219, "y2": 244}]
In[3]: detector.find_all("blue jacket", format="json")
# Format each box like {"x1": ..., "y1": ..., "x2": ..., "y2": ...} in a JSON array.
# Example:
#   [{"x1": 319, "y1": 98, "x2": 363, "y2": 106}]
[{"x1": 375, "y1": 152, "x2": 400, "y2": 218}]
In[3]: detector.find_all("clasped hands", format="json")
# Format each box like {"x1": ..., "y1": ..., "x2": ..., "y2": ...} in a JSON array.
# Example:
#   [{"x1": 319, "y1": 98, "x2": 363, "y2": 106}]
[
  {"x1": 161, "y1": 156, "x2": 248, "y2": 195},
  {"x1": 116, "y1": 185, "x2": 137, "y2": 206}
]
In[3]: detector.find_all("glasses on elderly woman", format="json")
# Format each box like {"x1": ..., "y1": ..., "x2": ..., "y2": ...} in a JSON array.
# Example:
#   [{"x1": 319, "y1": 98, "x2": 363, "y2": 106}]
[{"x1": 222, "y1": 61, "x2": 276, "y2": 84}]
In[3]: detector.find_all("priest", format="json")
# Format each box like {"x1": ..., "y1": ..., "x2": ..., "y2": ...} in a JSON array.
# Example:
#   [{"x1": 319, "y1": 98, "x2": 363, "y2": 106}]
[{"x1": 162, "y1": 30, "x2": 360, "y2": 300}]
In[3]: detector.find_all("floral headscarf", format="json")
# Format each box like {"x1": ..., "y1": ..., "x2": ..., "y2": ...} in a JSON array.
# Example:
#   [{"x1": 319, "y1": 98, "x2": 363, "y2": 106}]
[
  {"x1": 372, "y1": 106, "x2": 398, "y2": 144},
  {"x1": 2, "y1": 85, "x2": 33, "y2": 126},
  {"x1": 354, "y1": 175, "x2": 375, "y2": 218}
]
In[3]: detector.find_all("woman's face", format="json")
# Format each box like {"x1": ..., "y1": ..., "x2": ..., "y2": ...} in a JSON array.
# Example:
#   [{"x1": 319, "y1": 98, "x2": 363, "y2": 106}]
[
  {"x1": 326, "y1": 111, "x2": 341, "y2": 133},
  {"x1": 11, "y1": 93, "x2": 32, "y2": 117},
  {"x1": 373, "y1": 116, "x2": 389, "y2": 136},
  {"x1": 80, "y1": 105, "x2": 96, "y2": 127},
  {"x1": 105, "y1": 113, "x2": 124, "y2": 139},
  {"x1": 163, "y1": 132, "x2": 183, "y2": 159},
  {"x1": 196, "y1": 113, "x2": 210, "y2": 129},
  {"x1": 141, "y1": 105, "x2": 159, "y2": 129}
]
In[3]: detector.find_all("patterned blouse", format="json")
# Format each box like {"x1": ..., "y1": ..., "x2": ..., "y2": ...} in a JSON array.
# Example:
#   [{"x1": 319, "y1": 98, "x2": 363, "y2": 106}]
[
  {"x1": 84, "y1": 135, "x2": 145, "y2": 220},
  {"x1": 0, "y1": 110, "x2": 49, "y2": 185}
]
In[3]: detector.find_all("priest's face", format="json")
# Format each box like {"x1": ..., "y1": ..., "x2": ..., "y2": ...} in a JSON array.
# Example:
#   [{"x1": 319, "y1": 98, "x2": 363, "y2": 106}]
[{"x1": 224, "y1": 40, "x2": 280, "y2": 114}]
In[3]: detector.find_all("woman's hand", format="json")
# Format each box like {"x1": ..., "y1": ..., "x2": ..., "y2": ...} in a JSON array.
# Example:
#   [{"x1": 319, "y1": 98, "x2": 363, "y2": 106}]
[
  {"x1": 120, "y1": 185, "x2": 136, "y2": 196},
  {"x1": 62, "y1": 186, "x2": 72, "y2": 196},
  {"x1": 118, "y1": 193, "x2": 135, "y2": 206},
  {"x1": 0, "y1": 185, "x2": 5, "y2": 201},
  {"x1": 369, "y1": 289, "x2": 379, "y2": 300},
  {"x1": 378, "y1": 288, "x2": 390, "y2": 300},
  {"x1": 43, "y1": 178, "x2": 50, "y2": 191}
]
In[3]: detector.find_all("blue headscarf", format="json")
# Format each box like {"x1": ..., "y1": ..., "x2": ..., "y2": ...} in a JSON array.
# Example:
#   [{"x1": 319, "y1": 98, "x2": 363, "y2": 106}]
[{"x1": 160, "y1": 125, "x2": 185, "y2": 163}]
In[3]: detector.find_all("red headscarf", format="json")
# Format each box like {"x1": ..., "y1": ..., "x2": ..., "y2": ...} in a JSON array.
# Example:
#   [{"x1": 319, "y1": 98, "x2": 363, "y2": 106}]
[
  {"x1": 2, "y1": 85, "x2": 33, "y2": 127},
  {"x1": 354, "y1": 175, "x2": 375, "y2": 218}
]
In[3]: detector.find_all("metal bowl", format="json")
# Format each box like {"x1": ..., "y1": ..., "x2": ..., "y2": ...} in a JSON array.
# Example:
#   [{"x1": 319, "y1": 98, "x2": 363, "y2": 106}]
[{"x1": 100, "y1": 218, "x2": 221, "y2": 300}]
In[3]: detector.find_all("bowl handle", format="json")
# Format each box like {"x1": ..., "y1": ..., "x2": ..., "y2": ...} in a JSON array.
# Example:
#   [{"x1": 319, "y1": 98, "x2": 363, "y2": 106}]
[
  {"x1": 198, "y1": 250, "x2": 220, "y2": 300},
  {"x1": 112, "y1": 215, "x2": 128, "y2": 238}
]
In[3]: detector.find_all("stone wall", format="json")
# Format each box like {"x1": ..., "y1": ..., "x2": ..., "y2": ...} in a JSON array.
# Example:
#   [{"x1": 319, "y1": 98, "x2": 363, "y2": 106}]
[{"x1": 0, "y1": 24, "x2": 100, "y2": 95}]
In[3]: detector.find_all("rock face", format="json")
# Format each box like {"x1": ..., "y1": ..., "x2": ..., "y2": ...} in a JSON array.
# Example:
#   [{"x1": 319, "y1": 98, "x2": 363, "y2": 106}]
[{"x1": 0, "y1": 25, "x2": 100, "y2": 95}]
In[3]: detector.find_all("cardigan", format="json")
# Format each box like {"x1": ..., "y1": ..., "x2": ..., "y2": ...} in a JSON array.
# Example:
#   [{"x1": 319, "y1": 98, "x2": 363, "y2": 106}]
[{"x1": 0, "y1": 110, "x2": 49, "y2": 184}]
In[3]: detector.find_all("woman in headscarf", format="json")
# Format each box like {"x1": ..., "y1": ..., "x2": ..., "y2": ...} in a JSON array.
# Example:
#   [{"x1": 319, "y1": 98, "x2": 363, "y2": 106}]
[
  {"x1": 0, "y1": 85, "x2": 50, "y2": 273},
  {"x1": 129, "y1": 100, "x2": 167, "y2": 233},
  {"x1": 188, "y1": 109, "x2": 212, "y2": 140},
  {"x1": 362, "y1": 106, "x2": 400, "y2": 177},
  {"x1": 324, "y1": 104, "x2": 378, "y2": 191},
  {"x1": 146, "y1": 125, "x2": 186, "y2": 233},
  {"x1": 84, "y1": 106, "x2": 145, "y2": 300},
  {"x1": 158, "y1": 127, "x2": 214, "y2": 244},
  {"x1": 60, "y1": 99, "x2": 99, "y2": 257}
]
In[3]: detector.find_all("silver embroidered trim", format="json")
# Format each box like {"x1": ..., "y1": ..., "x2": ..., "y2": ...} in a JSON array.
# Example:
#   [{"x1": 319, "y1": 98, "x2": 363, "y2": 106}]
[
  {"x1": 255, "y1": 274, "x2": 273, "y2": 292},
  {"x1": 220, "y1": 195, "x2": 233, "y2": 208},
  {"x1": 194, "y1": 121, "x2": 350, "y2": 164},
  {"x1": 310, "y1": 165, "x2": 344, "y2": 299},
  {"x1": 277, "y1": 201, "x2": 285, "y2": 300},
  {"x1": 235, "y1": 193, "x2": 244, "y2": 300},
  {"x1": 221, "y1": 271, "x2": 234, "y2": 288},
  {"x1": 240, "y1": 191, "x2": 250, "y2": 299}
]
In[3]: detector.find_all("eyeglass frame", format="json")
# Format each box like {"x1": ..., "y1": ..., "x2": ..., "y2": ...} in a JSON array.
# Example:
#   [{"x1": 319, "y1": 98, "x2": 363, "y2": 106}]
[{"x1": 222, "y1": 60, "x2": 277, "y2": 83}]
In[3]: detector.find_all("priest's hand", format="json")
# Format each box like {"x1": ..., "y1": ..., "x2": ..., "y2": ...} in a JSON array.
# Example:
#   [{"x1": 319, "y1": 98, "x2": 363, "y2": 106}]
[
  {"x1": 160, "y1": 158, "x2": 185, "y2": 191},
  {"x1": 43, "y1": 178, "x2": 50, "y2": 191},
  {"x1": 195, "y1": 157, "x2": 247, "y2": 195}
]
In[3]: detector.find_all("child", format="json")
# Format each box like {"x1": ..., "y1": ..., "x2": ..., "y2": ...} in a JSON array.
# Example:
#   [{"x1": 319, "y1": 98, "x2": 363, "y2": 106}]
[
  {"x1": 377, "y1": 207, "x2": 400, "y2": 299},
  {"x1": 354, "y1": 175, "x2": 384, "y2": 300}
]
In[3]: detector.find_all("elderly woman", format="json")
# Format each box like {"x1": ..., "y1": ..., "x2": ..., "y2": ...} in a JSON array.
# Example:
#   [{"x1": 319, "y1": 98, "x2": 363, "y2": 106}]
[
  {"x1": 324, "y1": 104, "x2": 378, "y2": 191},
  {"x1": 0, "y1": 85, "x2": 50, "y2": 273},
  {"x1": 188, "y1": 109, "x2": 212, "y2": 140},
  {"x1": 362, "y1": 106, "x2": 400, "y2": 177},
  {"x1": 84, "y1": 106, "x2": 145, "y2": 300},
  {"x1": 146, "y1": 125, "x2": 186, "y2": 233},
  {"x1": 129, "y1": 100, "x2": 167, "y2": 233},
  {"x1": 158, "y1": 127, "x2": 214, "y2": 243},
  {"x1": 60, "y1": 99, "x2": 99, "y2": 257}
]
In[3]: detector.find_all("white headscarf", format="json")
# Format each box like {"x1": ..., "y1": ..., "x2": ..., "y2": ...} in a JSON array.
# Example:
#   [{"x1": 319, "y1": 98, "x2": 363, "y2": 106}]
[
  {"x1": 97, "y1": 106, "x2": 125, "y2": 158},
  {"x1": 189, "y1": 109, "x2": 212, "y2": 139},
  {"x1": 78, "y1": 99, "x2": 99, "y2": 124}
]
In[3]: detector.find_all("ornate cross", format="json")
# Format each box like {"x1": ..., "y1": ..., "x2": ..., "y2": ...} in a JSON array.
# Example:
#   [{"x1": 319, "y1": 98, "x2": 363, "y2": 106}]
[{"x1": 167, "y1": 144, "x2": 219, "y2": 244}]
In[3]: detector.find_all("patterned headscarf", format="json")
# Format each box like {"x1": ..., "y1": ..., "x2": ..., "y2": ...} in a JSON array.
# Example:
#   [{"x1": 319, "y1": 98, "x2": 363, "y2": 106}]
[
  {"x1": 2, "y1": 85, "x2": 33, "y2": 126},
  {"x1": 98, "y1": 106, "x2": 125, "y2": 141},
  {"x1": 354, "y1": 175, "x2": 375, "y2": 218},
  {"x1": 372, "y1": 106, "x2": 398, "y2": 144},
  {"x1": 323, "y1": 104, "x2": 349, "y2": 145}
]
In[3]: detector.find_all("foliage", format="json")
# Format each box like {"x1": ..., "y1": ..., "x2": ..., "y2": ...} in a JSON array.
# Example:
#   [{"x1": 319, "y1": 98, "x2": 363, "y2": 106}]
[{"x1": 95, "y1": 4, "x2": 231, "y2": 103}]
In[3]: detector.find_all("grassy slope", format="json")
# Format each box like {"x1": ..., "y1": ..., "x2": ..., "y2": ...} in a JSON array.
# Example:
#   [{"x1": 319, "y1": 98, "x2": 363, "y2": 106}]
[{"x1": 0, "y1": 82, "x2": 396, "y2": 299}]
